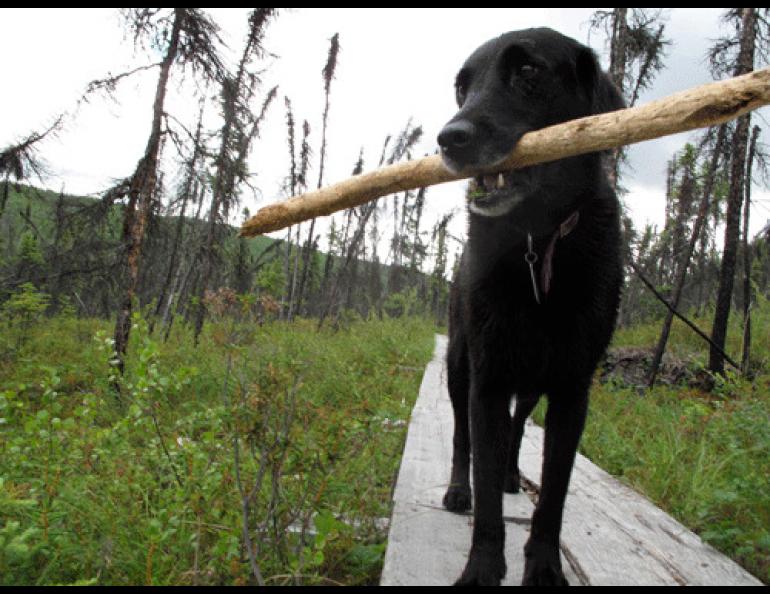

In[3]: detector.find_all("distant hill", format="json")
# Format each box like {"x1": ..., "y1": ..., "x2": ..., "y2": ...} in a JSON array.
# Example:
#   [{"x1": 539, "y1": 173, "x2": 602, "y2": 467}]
[{"x1": 0, "y1": 183, "x2": 443, "y2": 321}]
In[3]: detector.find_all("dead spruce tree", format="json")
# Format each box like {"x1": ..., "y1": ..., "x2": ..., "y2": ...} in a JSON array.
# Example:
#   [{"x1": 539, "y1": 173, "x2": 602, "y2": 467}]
[
  {"x1": 741, "y1": 124, "x2": 762, "y2": 373},
  {"x1": 708, "y1": 7, "x2": 768, "y2": 376},
  {"x1": 150, "y1": 96, "x2": 209, "y2": 335},
  {"x1": 192, "y1": 8, "x2": 278, "y2": 346},
  {"x1": 316, "y1": 121, "x2": 423, "y2": 328},
  {"x1": 285, "y1": 119, "x2": 312, "y2": 320},
  {"x1": 0, "y1": 117, "x2": 63, "y2": 225},
  {"x1": 589, "y1": 8, "x2": 670, "y2": 190},
  {"x1": 429, "y1": 210, "x2": 455, "y2": 324},
  {"x1": 589, "y1": 8, "x2": 670, "y2": 328},
  {"x1": 647, "y1": 126, "x2": 727, "y2": 386},
  {"x1": 112, "y1": 8, "x2": 225, "y2": 374},
  {"x1": 295, "y1": 33, "x2": 340, "y2": 319},
  {"x1": 280, "y1": 96, "x2": 299, "y2": 320}
]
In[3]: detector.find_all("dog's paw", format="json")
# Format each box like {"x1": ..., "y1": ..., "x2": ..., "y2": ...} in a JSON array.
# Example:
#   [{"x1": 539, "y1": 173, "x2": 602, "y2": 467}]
[
  {"x1": 442, "y1": 484, "x2": 472, "y2": 513},
  {"x1": 454, "y1": 550, "x2": 506, "y2": 586},
  {"x1": 503, "y1": 469, "x2": 521, "y2": 493},
  {"x1": 522, "y1": 540, "x2": 569, "y2": 586}
]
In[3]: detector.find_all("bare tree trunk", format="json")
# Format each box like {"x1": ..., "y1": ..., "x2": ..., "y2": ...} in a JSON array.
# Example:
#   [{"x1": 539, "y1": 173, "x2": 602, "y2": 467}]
[
  {"x1": 192, "y1": 11, "x2": 276, "y2": 343},
  {"x1": 159, "y1": 256, "x2": 187, "y2": 341},
  {"x1": 161, "y1": 178, "x2": 206, "y2": 341},
  {"x1": 317, "y1": 202, "x2": 378, "y2": 329},
  {"x1": 286, "y1": 222, "x2": 302, "y2": 320},
  {"x1": 606, "y1": 7, "x2": 629, "y2": 191},
  {"x1": 648, "y1": 126, "x2": 726, "y2": 386},
  {"x1": 192, "y1": 103, "x2": 235, "y2": 344},
  {"x1": 113, "y1": 9, "x2": 182, "y2": 376},
  {"x1": 296, "y1": 34, "x2": 340, "y2": 317},
  {"x1": 741, "y1": 125, "x2": 760, "y2": 373},
  {"x1": 709, "y1": 7, "x2": 756, "y2": 376},
  {"x1": 151, "y1": 100, "x2": 206, "y2": 333}
]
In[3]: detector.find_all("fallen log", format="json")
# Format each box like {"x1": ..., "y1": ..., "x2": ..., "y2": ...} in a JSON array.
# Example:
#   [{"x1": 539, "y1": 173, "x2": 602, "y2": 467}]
[{"x1": 240, "y1": 67, "x2": 770, "y2": 237}]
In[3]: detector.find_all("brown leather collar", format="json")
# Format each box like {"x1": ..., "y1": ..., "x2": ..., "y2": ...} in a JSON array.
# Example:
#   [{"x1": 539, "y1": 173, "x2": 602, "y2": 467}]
[{"x1": 525, "y1": 210, "x2": 580, "y2": 304}]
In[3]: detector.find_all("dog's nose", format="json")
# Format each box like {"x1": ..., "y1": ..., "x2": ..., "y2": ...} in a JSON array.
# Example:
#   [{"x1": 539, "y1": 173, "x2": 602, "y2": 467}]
[{"x1": 438, "y1": 120, "x2": 475, "y2": 153}]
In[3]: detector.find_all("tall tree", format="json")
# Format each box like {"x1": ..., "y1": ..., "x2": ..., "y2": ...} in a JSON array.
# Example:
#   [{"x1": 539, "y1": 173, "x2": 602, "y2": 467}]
[
  {"x1": 708, "y1": 8, "x2": 763, "y2": 375},
  {"x1": 280, "y1": 96, "x2": 298, "y2": 320},
  {"x1": 286, "y1": 119, "x2": 311, "y2": 320},
  {"x1": 741, "y1": 125, "x2": 761, "y2": 373},
  {"x1": 192, "y1": 8, "x2": 278, "y2": 345},
  {"x1": 150, "y1": 96, "x2": 208, "y2": 333},
  {"x1": 0, "y1": 118, "x2": 63, "y2": 224},
  {"x1": 113, "y1": 8, "x2": 225, "y2": 374},
  {"x1": 589, "y1": 8, "x2": 669, "y2": 189},
  {"x1": 296, "y1": 33, "x2": 340, "y2": 318},
  {"x1": 590, "y1": 8, "x2": 670, "y2": 331},
  {"x1": 648, "y1": 126, "x2": 726, "y2": 386}
]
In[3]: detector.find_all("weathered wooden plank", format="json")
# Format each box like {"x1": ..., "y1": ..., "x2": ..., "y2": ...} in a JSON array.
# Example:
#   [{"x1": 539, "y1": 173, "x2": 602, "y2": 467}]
[
  {"x1": 380, "y1": 335, "x2": 578, "y2": 586},
  {"x1": 381, "y1": 335, "x2": 762, "y2": 586},
  {"x1": 518, "y1": 419, "x2": 762, "y2": 586}
]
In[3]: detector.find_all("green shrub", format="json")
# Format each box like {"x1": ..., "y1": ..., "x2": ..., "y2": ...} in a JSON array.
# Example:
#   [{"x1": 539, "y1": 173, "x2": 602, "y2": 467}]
[{"x1": 0, "y1": 314, "x2": 435, "y2": 585}]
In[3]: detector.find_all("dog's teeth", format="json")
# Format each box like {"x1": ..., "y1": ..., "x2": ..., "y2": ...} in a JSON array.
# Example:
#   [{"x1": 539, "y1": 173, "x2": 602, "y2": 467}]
[
  {"x1": 497, "y1": 173, "x2": 505, "y2": 189},
  {"x1": 482, "y1": 174, "x2": 496, "y2": 191}
]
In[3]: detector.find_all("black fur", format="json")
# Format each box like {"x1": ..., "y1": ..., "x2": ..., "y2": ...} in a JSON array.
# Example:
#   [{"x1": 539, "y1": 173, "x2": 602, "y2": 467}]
[{"x1": 437, "y1": 28, "x2": 625, "y2": 586}]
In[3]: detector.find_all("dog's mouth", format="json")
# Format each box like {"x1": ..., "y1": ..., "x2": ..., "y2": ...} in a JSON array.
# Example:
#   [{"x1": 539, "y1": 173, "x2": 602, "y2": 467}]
[{"x1": 467, "y1": 172, "x2": 527, "y2": 217}]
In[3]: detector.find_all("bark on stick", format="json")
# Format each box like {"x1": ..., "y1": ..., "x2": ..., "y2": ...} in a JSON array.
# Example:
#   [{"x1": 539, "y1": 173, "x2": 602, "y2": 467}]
[{"x1": 240, "y1": 67, "x2": 770, "y2": 237}]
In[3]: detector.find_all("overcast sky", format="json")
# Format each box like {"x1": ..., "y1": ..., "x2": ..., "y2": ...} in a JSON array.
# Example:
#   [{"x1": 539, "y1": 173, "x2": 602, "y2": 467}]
[{"x1": 2, "y1": 8, "x2": 769, "y2": 250}]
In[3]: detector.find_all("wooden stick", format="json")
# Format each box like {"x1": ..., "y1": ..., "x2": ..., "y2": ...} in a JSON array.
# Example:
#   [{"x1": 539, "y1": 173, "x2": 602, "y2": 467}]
[{"x1": 240, "y1": 67, "x2": 770, "y2": 237}]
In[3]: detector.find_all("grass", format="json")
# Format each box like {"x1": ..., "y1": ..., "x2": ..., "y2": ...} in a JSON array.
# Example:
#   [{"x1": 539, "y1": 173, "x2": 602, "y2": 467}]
[
  {"x1": 1, "y1": 291, "x2": 768, "y2": 585},
  {"x1": 0, "y1": 311, "x2": 436, "y2": 585},
  {"x1": 582, "y1": 380, "x2": 770, "y2": 582}
]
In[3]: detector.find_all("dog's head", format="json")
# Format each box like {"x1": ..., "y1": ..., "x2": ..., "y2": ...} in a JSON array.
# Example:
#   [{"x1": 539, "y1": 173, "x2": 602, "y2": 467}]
[{"x1": 438, "y1": 28, "x2": 624, "y2": 221}]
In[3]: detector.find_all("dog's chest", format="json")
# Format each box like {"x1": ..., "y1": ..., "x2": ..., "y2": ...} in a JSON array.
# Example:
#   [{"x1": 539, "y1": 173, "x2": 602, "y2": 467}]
[{"x1": 465, "y1": 277, "x2": 559, "y2": 385}]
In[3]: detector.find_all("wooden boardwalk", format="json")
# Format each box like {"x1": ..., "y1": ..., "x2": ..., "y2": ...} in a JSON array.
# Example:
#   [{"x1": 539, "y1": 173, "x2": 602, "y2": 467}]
[{"x1": 380, "y1": 335, "x2": 762, "y2": 586}]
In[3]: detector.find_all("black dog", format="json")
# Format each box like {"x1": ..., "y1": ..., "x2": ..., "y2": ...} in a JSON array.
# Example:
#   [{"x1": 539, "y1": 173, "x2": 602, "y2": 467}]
[{"x1": 437, "y1": 28, "x2": 625, "y2": 586}]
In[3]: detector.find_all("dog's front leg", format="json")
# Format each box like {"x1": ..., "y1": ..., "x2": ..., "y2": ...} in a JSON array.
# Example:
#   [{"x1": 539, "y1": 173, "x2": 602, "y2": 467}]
[
  {"x1": 443, "y1": 338, "x2": 472, "y2": 512},
  {"x1": 522, "y1": 386, "x2": 589, "y2": 586},
  {"x1": 505, "y1": 393, "x2": 540, "y2": 493},
  {"x1": 455, "y1": 377, "x2": 510, "y2": 586}
]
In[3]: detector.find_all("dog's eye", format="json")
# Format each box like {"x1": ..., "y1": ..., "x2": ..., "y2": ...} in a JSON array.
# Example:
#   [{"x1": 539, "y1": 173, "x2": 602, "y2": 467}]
[
  {"x1": 519, "y1": 64, "x2": 538, "y2": 79},
  {"x1": 455, "y1": 82, "x2": 467, "y2": 106},
  {"x1": 510, "y1": 63, "x2": 539, "y2": 87}
]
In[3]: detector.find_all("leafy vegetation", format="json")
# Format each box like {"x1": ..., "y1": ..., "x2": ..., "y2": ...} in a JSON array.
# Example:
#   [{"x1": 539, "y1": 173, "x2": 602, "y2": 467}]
[
  {"x1": 0, "y1": 299, "x2": 435, "y2": 585},
  {"x1": 1, "y1": 6, "x2": 769, "y2": 587}
]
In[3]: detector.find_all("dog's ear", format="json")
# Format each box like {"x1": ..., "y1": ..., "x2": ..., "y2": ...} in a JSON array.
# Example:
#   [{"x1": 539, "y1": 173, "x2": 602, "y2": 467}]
[{"x1": 576, "y1": 47, "x2": 625, "y2": 115}]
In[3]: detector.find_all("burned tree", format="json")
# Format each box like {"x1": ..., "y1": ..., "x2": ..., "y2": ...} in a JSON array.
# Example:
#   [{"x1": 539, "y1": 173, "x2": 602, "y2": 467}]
[
  {"x1": 0, "y1": 118, "x2": 63, "y2": 224},
  {"x1": 647, "y1": 126, "x2": 727, "y2": 386},
  {"x1": 741, "y1": 124, "x2": 762, "y2": 373},
  {"x1": 708, "y1": 8, "x2": 767, "y2": 375},
  {"x1": 150, "y1": 97, "x2": 209, "y2": 335},
  {"x1": 191, "y1": 8, "x2": 278, "y2": 345},
  {"x1": 589, "y1": 8, "x2": 669, "y2": 190},
  {"x1": 295, "y1": 33, "x2": 340, "y2": 318},
  {"x1": 113, "y1": 8, "x2": 226, "y2": 375}
]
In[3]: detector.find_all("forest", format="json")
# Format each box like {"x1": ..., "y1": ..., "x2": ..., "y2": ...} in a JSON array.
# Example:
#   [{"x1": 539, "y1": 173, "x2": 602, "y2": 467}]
[{"x1": 1, "y1": 7, "x2": 769, "y2": 586}]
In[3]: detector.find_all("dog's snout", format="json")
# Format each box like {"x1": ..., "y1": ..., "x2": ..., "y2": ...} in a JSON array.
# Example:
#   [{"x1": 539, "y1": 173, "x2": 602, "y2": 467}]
[
  {"x1": 438, "y1": 121, "x2": 474, "y2": 150},
  {"x1": 438, "y1": 121, "x2": 478, "y2": 167}
]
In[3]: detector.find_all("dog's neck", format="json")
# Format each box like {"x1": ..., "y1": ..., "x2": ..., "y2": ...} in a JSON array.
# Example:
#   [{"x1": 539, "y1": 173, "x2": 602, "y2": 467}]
[
  {"x1": 466, "y1": 205, "x2": 582, "y2": 304},
  {"x1": 527, "y1": 210, "x2": 580, "y2": 304}
]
